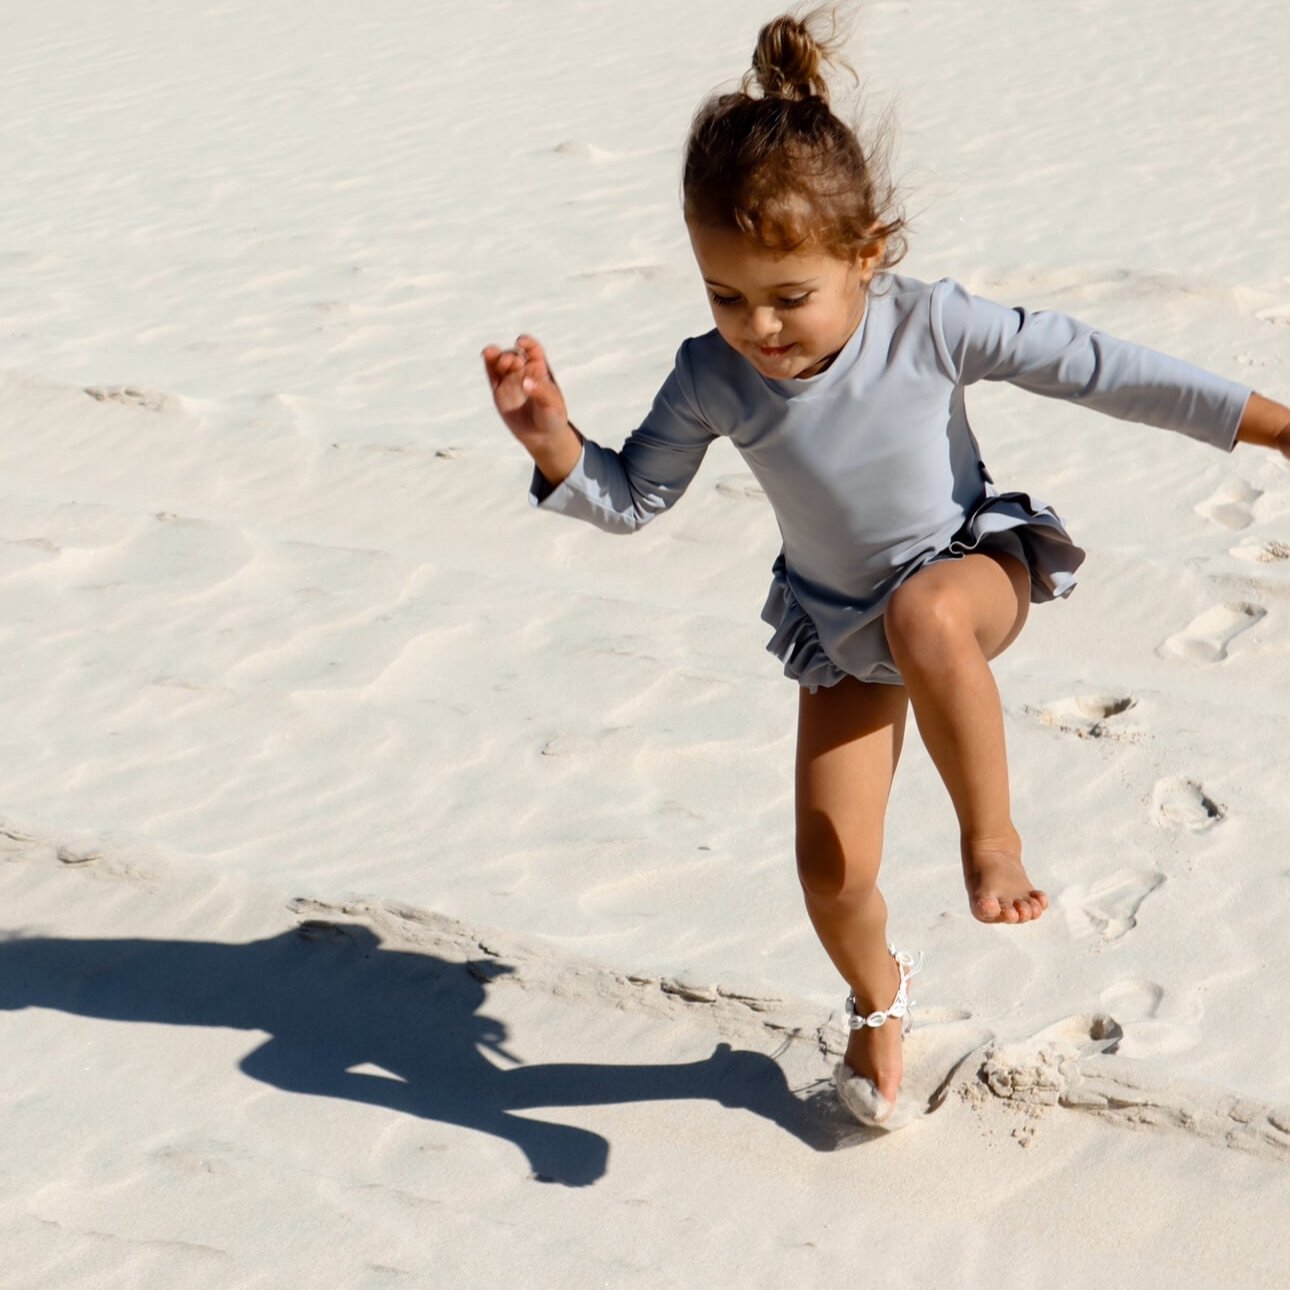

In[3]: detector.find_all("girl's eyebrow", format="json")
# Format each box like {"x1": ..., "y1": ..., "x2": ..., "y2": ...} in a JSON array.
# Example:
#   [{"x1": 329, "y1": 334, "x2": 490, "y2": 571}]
[{"x1": 703, "y1": 277, "x2": 817, "y2": 290}]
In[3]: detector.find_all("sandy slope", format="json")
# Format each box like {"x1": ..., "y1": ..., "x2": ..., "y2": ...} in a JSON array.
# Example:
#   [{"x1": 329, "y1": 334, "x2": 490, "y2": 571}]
[{"x1": 1, "y1": 0, "x2": 1288, "y2": 1284}]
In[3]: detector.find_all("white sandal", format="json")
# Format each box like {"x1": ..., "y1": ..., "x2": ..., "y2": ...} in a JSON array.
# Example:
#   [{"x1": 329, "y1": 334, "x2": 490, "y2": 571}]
[{"x1": 834, "y1": 943, "x2": 924, "y2": 1129}]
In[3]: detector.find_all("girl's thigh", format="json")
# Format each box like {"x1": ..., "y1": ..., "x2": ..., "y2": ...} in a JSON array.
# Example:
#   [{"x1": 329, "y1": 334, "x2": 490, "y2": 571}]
[
  {"x1": 795, "y1": 678, "x2": 910, "y2": 894},
  {"x1": 886, "y1": 549, "x2": 1030, "y2": 662}
]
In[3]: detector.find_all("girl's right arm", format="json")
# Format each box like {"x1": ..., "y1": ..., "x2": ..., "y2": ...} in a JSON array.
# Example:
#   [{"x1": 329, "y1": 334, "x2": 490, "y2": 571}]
[
  {"x1": 480, "y1": 333, "x2": 720, "y2": 536},
  {"x1": 481, "y1": 334, "x2": 583, "y2": 489}
]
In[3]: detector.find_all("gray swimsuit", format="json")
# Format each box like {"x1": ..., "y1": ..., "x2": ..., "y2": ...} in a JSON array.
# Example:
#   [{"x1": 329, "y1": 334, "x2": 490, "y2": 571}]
[{"x1": 530, "y1": 274, "x2": 1251, "y2": 688}]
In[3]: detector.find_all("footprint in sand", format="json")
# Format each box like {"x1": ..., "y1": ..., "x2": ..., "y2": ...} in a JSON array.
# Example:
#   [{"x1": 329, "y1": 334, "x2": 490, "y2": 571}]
[
  {"x1": 977, "y1": 1013, "x2": 1124, "y2": 1108},
  {"x1": 84, "y1": 385, "x2": 180, "y2": 414},
  {"x1": 1, "y1": 819, "x2": 153, "y2": 883},
  {"x1": 0, "y1": 821, "x2": 39, "y2": 862},
  {"x1": 295, "y1": 918, "x2": 366, "y2": 944},
  {"x1": 715, "y1": 474, "x2": 767, "y2": 502},
  {"x1": 1194, "y1": 479, "x2": 1263, "y2": 531},
  {"x1": 1028, "y1": 693, "x2": 1138, "y2": 740},
  {"x1": 1059, "y1": 868, "x2": 1165, "y2": 942},
  {"x1": 978, "y1": 1017, "x2": 1289, "y2": 1159},
  {"x1": 1229, "y1": 538, "x2": 1290, "y2": 564},
  {"x1": 58, "y1": 840, "x2": 154, "y2": 882},
  {"x1": 573, "y1": 263, "x2": 664, "y2": 300},
  {"x1": 1255, "y1": 304, "x2": 1290, "y2": 327},
  {"x1": 1150, "y1": 776, "x2": 1224, "y2": 831},
  {"x1": 573, "y1": 263, "x2": 663, "y2": 284},
  {"x1": 553, "y1": 140, "x2": 623, "y2": 163},
  {"x1": 1157, "y1": 601, "x2": 1265, "y2": 663},
  {"x1": 57, "y1": 845, "x2": 103, "y2": 866},
  {"x1": 1099, "y1": 978, "x2": 1164, "y2": 1020},
  {"x1": 1236, "y1": 353, "x2": 1270, "y2": 371},
  {"x1": 1098, "y1": 979, "x2": 1201, "y2": 1059},
  {"x1": 539, "y1": 729, "x2": 633, "y2": 758}
]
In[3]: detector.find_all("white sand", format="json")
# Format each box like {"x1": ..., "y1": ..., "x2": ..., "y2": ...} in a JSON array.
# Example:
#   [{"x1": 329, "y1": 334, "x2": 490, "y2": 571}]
[{"x1": 1, "y1": 0, "x2": 1289, "y2": 1284}]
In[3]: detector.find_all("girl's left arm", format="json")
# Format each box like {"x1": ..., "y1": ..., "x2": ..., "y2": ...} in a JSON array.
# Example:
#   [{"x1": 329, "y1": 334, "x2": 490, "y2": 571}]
[{"x1": 1236, "y1": 392, "x2": 1290, "y2": 458}]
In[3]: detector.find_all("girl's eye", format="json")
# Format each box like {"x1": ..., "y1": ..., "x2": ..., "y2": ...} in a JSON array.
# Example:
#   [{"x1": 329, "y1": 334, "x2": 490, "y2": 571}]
[{"x1": 708, "y1": 291, "x2": 811, "y2": 309}]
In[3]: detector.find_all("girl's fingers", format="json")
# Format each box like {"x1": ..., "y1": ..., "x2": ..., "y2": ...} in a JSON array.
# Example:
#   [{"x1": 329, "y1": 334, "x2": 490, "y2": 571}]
[
  {"x1": 482, "y1": 340, "x2": 544, "y2": 376},
  {"x1": 482, "y1": 337, "x2": 564, "y2": 419},
  {"x1": 523, "y1": 369, "x2": 564, "y2": 412},
  {"x1": 514, "y1": 337, "x2": 547, "y2": 382},
  {"x1": 481, "y1": 346, "x2": 507, "y2": 390},
  {"x1": 516, "y1": 335, "x2": 559, "y2": 389},
  {"x1": 481, "y1": 344, "x2": 528, "y2": 396}
]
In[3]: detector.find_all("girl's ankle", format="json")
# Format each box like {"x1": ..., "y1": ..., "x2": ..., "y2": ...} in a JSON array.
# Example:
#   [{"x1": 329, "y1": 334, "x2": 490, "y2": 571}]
[{"x1": 961, "y1": 826, "x2": 1022, "y2": 856}]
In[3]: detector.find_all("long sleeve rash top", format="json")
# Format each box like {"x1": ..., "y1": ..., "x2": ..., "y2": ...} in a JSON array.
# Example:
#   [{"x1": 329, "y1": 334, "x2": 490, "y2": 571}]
[{"x1": 529, "y1": 273, "x2": 1252, "y2": 686}]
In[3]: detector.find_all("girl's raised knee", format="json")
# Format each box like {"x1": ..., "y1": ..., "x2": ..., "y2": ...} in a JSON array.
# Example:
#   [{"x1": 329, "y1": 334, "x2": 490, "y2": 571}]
[{"x1": 884, "y1": 579, "x2": 971, "y2": 661}]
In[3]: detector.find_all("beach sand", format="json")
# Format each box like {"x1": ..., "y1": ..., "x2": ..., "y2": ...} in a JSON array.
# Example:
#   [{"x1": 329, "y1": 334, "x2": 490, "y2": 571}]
[{"x1": 1, "y1": 1, "x2": 1288, "y2": 1284}]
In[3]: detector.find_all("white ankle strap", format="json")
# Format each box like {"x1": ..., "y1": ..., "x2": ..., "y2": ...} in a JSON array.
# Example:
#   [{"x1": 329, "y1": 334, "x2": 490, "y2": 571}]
[{"x1": 845, "y1": 943, "x2": 923, "y2": 1034}]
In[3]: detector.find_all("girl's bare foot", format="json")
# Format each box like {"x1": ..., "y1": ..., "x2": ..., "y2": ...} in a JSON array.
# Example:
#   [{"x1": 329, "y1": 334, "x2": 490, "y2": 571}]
[{"x1": 961, "y1": 833, "x2": 1048, "y2": 924}]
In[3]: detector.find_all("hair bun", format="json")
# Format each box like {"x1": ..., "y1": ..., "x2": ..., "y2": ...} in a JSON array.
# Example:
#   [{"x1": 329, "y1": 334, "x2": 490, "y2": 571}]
[{"x1": 750, "y1": 13, "x2": 831, "y2": 103}]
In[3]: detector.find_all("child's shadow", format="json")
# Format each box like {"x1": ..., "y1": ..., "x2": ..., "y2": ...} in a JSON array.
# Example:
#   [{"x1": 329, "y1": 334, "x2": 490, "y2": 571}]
[{"x1": 0, "y1": 920, "x2": 827, "y2": 1186}]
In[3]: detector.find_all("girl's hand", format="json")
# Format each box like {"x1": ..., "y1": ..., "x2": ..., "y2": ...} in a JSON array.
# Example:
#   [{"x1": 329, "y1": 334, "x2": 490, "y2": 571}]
[
  {"x1": 481, "y1": 335, "x2": 571, "y2": 448},
  {"x1": 482, "y1": 334, "x2": 584, "y2": 490}
]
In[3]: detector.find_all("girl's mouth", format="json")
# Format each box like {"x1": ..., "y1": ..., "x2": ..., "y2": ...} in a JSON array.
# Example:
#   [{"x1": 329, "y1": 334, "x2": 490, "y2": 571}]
[{"x1": 758, "y1": 344, "x2": 794, "y2": 357}]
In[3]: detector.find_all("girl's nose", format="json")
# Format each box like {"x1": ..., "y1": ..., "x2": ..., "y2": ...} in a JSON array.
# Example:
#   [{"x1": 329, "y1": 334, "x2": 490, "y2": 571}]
[{"x1": 747, "y1": 306, "x2": 781, "y2": 340}]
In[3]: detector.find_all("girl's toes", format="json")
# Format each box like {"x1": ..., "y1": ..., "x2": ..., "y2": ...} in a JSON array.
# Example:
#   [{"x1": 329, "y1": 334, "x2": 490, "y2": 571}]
[{"x1": 973, "y1": 893, "x2": 1002, "y2": 921}]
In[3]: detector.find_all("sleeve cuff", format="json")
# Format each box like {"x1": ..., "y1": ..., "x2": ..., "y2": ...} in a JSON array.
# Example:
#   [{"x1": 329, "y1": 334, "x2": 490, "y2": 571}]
[
  {"x1": 1221, "y1": 387, "x2": 1254, "y2": 453},
  {"x1": 528, "y1": 441, "x2": 589, "y2": 510}
]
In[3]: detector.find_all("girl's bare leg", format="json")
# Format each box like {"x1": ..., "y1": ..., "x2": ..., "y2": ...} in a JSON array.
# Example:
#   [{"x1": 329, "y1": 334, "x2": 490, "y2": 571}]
[
  {"x1": 796, "y1": 678, "x2": 910, "y2": 1103},
  {"x1": 883, "y1": 551, "x2": 1048, "y2": 925}
]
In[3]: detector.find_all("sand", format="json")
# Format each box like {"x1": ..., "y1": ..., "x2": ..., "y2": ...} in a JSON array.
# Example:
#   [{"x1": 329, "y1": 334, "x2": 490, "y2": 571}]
[{"x1": 1, "y1": 0, "x2": 1288, "y2": 1285}]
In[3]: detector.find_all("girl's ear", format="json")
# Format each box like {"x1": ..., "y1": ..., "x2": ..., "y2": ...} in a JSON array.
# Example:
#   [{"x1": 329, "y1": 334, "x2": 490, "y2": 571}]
[{"x1": 855, "y1": 237, "x2": 887, "y2": 280}]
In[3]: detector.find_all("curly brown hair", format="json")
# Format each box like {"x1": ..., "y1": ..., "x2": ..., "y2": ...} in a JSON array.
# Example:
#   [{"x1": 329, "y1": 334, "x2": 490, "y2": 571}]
[{"x1": 682, "y1": 8, "x2": 906, "y2": 269}]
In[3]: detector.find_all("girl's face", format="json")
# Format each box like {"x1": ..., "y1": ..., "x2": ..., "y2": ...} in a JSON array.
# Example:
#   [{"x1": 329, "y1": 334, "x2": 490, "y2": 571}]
[{"x1": 687, "y1": 223, "x2": 881, "y2": 380}]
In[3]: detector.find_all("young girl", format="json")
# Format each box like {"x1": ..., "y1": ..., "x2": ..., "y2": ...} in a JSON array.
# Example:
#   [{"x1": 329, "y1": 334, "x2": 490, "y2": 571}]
[{"x1": 481, "y1": 10, "x2": 1290, "y2": 1128}]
